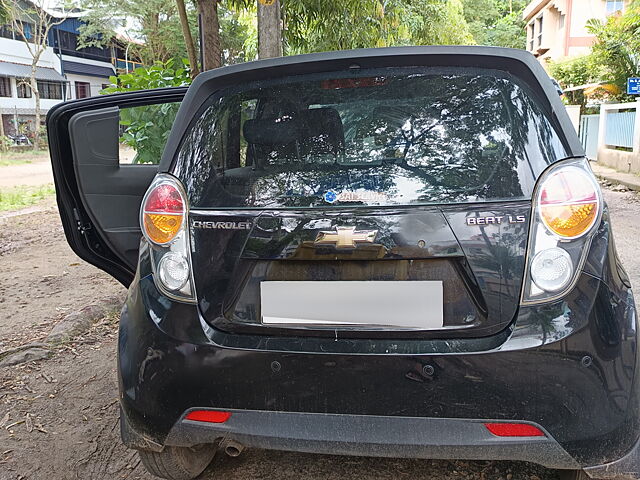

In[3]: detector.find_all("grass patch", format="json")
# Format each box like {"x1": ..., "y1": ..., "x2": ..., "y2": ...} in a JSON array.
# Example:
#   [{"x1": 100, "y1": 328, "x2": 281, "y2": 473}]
[
  {"x1": 0, "y1": 184, "x2": 55, "y2": 211},
  {"x1": 0, "y1": 150, "x2": 49, "y2": 166}
]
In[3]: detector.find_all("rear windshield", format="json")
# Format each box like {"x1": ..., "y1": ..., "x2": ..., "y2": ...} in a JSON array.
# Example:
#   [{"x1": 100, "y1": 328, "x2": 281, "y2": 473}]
[{"x1": 173, "y1": 67, "x2": 567, "y2": 208}]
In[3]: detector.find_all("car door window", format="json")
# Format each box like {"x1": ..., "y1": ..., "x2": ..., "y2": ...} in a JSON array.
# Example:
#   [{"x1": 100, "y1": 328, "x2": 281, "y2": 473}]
[{"x1": 118, "y1": 101, "x2": 182, "y2": 164}]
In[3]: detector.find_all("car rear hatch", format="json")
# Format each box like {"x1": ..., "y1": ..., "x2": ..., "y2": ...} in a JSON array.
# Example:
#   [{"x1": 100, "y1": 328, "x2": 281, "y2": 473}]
[{"x1": 174, "y1": 64, "x2": 568, "y2": 339}]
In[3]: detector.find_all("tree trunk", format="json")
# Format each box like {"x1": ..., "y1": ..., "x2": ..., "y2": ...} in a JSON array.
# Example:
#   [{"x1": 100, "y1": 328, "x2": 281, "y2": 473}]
[
  {"x1": 257, "y1": 0, "x2": 282, "y2": 59},
  {"x1": 30, "y1": 62, "x2": 40, "y2": 151},
  {"x1": 175, "y1": 0, "x2": 200, "y2": 77},
  {"x1": 197, "y1": 0, "x2": 221, "y2": 71}
]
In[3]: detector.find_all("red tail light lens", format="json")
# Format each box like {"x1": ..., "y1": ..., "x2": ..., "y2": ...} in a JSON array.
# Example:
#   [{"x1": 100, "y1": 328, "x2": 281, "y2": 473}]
[
  {"x1": 484, "y1": 423, "x2": 545, "y2": 437},
  {"x1": 142, "y1": 182, "x2": 184, "y2": 245},
  {"x1": 184, "y1": 410, "x2": 232, "y2": 423},
  {"x1": 538, "y1": 167, "x2": 600, "y2": 239}
]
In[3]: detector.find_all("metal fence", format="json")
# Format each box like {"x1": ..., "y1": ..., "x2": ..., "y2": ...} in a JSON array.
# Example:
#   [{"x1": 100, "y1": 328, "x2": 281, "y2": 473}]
[
  {"x1": 579, "y1": 114, "x2": 600, "y2": 160},
  {"x1": 605, "y1": 111, "x2": 636, "y2": 149}
]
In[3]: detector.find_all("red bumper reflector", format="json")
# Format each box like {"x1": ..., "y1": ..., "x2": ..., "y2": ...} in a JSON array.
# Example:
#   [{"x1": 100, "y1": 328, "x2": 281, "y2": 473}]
[
  {"x1": 484, "y1": 423, "x2": 545, "y2": 437},
  {"x1": 184, "y1": 410, "x2": 232, "y2": 423}
]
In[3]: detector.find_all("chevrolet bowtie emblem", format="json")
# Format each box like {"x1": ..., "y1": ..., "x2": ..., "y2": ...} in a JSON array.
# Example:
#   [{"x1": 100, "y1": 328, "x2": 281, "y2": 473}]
[{"x1": 314, "y1": 226, "x2": 378, "y2": 249}]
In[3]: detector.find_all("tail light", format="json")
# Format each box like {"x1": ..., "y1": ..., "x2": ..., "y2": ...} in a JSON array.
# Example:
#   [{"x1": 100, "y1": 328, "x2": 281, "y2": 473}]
[
  {"x1": 142, "y1": 183, "x2": 184, "y2": 245},
  {"x1": 538, "y1": 168, "x2": 600, "y2": 239},
  {"x1": 522, "y1": 159, "x2": 602, "y2": 305},
  {"x1": 140, "y1": 175, "x2": 195, "y2": 303}
]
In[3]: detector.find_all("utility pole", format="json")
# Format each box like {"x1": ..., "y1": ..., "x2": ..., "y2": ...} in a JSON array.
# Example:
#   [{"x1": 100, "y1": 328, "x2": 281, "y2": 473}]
[{"x1": 257, "y1": 0, "x2": 282, "y2": 59}]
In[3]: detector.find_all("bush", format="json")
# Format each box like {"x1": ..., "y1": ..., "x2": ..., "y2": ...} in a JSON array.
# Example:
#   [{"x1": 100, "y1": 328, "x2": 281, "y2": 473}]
[
  {"x1": 0, "y1": 135, "x2": 11, "y2": 152},
  {"x1": 102, "y1": 60, "x2": 192, "y2": 164},
  {"x1": 548, "y1": 56, "x2": 600, "y2": 107}
]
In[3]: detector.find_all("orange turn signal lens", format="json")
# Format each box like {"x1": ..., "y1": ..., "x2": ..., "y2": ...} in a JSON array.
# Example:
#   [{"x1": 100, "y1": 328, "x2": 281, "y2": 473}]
[
  {"x1": 540, "y1": 202, "x2": 598, "y2": 238},
  {"x1": 143, "y1": 213, "x2": 183, "y2": 244},
  {"x1": 141, "y1": 182, "x2": 185, "y2": 245},
  {"x1": 538, "y1": 168, "x2": 599, "y2": 239}
]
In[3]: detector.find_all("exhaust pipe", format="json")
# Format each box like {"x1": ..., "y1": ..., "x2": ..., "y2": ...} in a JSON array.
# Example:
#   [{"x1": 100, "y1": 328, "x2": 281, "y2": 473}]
[{"x1": 223, "y1": 439, "x2": 244, "y2": 457}]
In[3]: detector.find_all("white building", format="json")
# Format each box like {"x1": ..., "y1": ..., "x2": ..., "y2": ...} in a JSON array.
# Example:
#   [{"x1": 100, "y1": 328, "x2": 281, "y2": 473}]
[
  {"x1": 522, "y1": 0, "x2": 630, "y2": 68},
  {"x1": 0, "y1": 2, "x2": 139, "y2": 137}
]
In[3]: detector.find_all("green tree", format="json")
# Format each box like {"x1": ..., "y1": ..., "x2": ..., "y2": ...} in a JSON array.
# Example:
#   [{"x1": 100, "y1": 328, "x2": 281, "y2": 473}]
[
  {"x1": 548, "y1": 55, "x2": 600, "y2": 106},
  {"x1": 6, "y1": 0, "x2": 66, "y2": 149},
  {"x1": 0, "y1": 0, "x2": 9, "y2": 24},
  {"x1": 283, "y1": 0, "x2": 474, "y2": 54},
  {"x1": 175, "y1": 0, "x2": 200, "y2": 77},
  {"x1": 462, "y1": 0, "x2": 528, "y2": 48},
  {"x1": 587, "y1": 1, "x2": 640, "y2": 101},
  {"x1": 77, "y1": 0, "x2": 197, "y2": 65},
  {"x1": 196, "y1": 0, "x2": 254, "y2": 70},
  {"x1": 102, "y1": 60, "x2": 192, "y2": 164}
]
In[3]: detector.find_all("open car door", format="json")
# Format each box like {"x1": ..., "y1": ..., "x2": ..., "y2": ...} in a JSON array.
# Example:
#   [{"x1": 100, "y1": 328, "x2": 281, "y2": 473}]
[{"x1": 47, "y1": 87, "x2": 187, "y2": 287}]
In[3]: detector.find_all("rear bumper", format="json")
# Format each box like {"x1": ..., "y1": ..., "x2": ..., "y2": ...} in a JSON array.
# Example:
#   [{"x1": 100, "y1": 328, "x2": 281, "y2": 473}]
[
  {"x1": 119, "y1": 263, "x2": 639, "y2": 474},
  {"x1": 163, "y1": 409, "x2": 579, "y2": 469}
]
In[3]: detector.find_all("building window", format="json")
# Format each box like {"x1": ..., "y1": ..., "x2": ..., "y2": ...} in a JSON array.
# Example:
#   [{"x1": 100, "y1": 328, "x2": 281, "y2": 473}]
[
  {"x1": 75, "y1": 81, "x2": 91, "y2": 99},
  {"x1": 14, "y1": 21, "x2": 34, "y2": 43},
  {"x1": 536, "y1": 15, "x2": 543, "y2": 47},
  {"x1": 17, "y1": 80, "x2": 32, "y2": 98},
  {"x1": 0, "y1": 77, "x2": 10, "y2": 97},
  {"x1": 528, "y1": 23, "x2": 535, "y2": 51},
  {"x1": 558, "y1": 13, "x2": 565, "y2": 29},
  {"x1": 37, "y1": 80, "x2": 63, "y2": 100},
  {"x1": 0, "y1": 24, "x2": 13, "y2": 39},
  {"x1": 606, "y1": 0, "x2": 624, "y2": 15}
]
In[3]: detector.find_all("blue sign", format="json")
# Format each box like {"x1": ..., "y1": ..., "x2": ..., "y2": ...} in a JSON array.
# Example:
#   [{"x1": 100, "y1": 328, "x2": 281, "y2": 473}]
[{"x1": 627, "y1": 77, "x2": 640, "y2": 95}]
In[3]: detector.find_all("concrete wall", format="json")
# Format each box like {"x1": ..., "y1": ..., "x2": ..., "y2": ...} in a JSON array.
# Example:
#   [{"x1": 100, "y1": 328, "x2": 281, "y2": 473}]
[
  {"x1": 597, "y1": 148, "x2": 640, "y2": 173},
  {"x1": 66, "y1": 73, "x2": 110, "y2": 99},
  {"x1": 0, "y1": 37, "x2": 61, "y2": 71},
  {"x1": 596, "y1": 100, "x2": 640, "y2": 175},
  {"x1": 0, "y1": 77, "x2": 64, "y2": 114}
]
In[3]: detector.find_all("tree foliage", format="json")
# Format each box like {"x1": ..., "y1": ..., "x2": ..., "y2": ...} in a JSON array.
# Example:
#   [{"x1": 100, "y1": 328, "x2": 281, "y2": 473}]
[
  {"x1": 102, "y1": 60, "x2": 191, "y2": 163},
  {"x1": 76, "y1": 0, "x2": 199, "y2": 65},
  {"x1": 548, "y1": 56, "x2": 600, "y2": 106},
  {"x1": 462, "y1": 0, "x2": 528, "y2": 48},
  {"x1": 0, "y1": 0, "x2": 9, "y2": 24},
  {"x1": 586, "y1": 1, "x2": 640, "y2": 101},
  {"x1": 283, "y1": 0, "x2": 474, "y2": 54}
]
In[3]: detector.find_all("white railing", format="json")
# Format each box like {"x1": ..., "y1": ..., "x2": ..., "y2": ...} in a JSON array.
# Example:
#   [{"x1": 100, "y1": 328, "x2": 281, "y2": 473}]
[{"x1": 598, "y1": 100, "x2": 640, "y2": 153}]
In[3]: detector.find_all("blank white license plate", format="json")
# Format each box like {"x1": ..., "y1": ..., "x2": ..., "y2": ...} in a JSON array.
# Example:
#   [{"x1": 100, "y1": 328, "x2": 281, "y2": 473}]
[{"x1": 260, "y1": 281, "x2": 443, "y2": 329}]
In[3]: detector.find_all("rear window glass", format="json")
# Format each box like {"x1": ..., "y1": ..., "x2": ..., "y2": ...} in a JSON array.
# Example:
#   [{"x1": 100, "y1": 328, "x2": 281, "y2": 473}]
[{"x1": 173, "y1": 67, "x2": 567, "y2": 208}]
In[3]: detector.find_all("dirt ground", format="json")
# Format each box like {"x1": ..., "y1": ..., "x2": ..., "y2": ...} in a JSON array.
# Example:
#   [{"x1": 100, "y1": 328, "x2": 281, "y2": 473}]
[
  {"x1": 0, "y1": 188, "x2": 639, "y2": 480},
  {"x1": 0, "y1": 152, "x2": 54, "y2": 188}
]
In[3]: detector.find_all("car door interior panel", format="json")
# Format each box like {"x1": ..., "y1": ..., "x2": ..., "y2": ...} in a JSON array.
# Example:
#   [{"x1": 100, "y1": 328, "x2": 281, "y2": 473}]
[{"x1": 68, "y1": 107, "x2": 157, "y2": 270}]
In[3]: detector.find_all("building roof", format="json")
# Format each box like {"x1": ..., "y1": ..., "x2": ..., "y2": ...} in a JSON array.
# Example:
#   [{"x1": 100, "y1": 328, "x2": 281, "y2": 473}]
[
  {"x1": 62, "y1": 60, "x2": 115, "y2": 79},
  {"x1": 0, "y1": 62, "x2": 66, "y2": 82},
  {"x1": 523, "y1": 0, "x2": 568, "y2": 21}
]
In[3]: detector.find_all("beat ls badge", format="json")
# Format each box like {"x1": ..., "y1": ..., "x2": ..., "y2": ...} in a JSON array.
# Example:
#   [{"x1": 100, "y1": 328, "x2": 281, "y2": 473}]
[{"x1": 466, "y1": 215, "x2": 526, "y2": 226}]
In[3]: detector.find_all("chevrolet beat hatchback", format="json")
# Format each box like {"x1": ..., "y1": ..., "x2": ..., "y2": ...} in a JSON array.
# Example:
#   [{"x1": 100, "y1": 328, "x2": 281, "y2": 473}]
[{"x1": 48, "y1": 47, "x2": 639, "y2": 480}]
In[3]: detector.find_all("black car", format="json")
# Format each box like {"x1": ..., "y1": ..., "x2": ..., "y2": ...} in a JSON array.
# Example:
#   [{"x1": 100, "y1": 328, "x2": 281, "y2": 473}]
[{"x1": 48, "y1": 47, "x2": 638, "y2": 480}]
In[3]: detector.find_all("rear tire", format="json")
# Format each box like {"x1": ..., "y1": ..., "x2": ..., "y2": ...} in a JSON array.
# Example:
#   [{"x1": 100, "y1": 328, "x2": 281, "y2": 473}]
[
  {"x1": 138, "y1": 445, "x2": 216, "y2": 480},
  {"x1": 557, "y1": 470, "x2": 590, "y2": 480}
]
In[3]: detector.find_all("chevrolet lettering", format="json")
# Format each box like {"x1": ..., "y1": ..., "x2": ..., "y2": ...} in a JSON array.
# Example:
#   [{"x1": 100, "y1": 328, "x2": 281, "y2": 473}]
[
  {"x1": 192, "y1": 220, "x2": 252, "y2": 230},
  {"x1": 48, "y1": 47, "x2": 638, "y2": 480}
]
